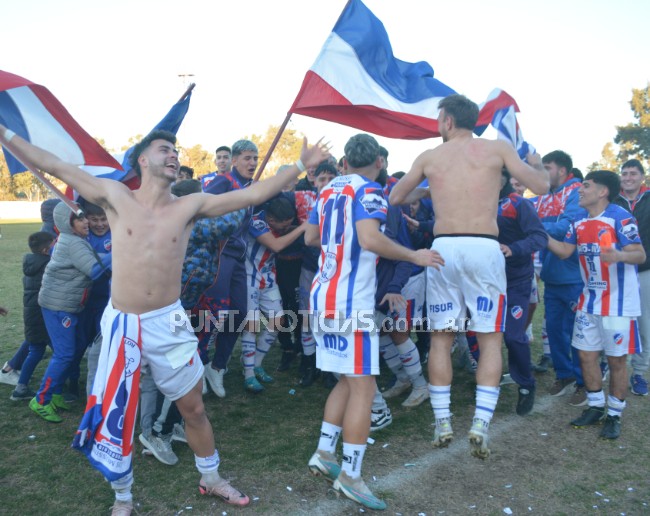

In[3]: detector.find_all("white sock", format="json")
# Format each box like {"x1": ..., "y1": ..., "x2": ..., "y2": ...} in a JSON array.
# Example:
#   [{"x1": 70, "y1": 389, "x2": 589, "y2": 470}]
[
  {"x1": 342, "y1": 442, "x2": 366, "y2": 479},
  {"x1": 195, "y1": 451, "x2": 220, "y2": 484},
  {"x1": 317, "y1": 421, "x2": 342, "y2": 453},
  {"x1": 396, "y1": 338, "x2": 425, "y2": 388},
  {"x1": 372, "y1": 387, "x2": 388, "y2": 411},
  {"x1": 302, "y1": 332, "x2": 316, "y2": 356},
  {"x1": 428, "y1": 384, "x2": 451, "y2": 420},
  {"x1": 241, "y1": 331, "x2": 256, "y2": 378},
  {"x1": 587, "y1": 389, "x2": 606, "y2": 408},
  {"x1": 474, "y1": 385, "x2": 500, "y2": 423},
  {"x1": 254, "y1": 328, "x2": 276, "y2": 367},
  {"x1": 380, "y1": 335, "x2": 408, "y2": 382},
  {"x1": 111, "y1": 472, "x2": 134, "y2": 502},
  {"x1": 607, "y1": 394, "x2": 626, "y2": 418}
]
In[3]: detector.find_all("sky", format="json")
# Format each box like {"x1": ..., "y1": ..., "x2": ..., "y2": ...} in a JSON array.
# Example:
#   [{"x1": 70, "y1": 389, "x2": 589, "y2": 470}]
[{"x1": 3, "y1": 0, "x2": 649, "y2": 173}]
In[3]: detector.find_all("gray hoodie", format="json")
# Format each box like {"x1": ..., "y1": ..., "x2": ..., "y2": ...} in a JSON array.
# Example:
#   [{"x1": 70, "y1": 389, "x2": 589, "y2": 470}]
[{"x1": 38, "y1": 202, "x2": 100, "y2": 313}]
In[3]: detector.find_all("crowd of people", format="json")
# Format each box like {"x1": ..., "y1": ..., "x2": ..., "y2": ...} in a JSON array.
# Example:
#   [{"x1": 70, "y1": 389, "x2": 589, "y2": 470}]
[{"x1": 0, "y1": 93, "x2": 647, "y2": 513}]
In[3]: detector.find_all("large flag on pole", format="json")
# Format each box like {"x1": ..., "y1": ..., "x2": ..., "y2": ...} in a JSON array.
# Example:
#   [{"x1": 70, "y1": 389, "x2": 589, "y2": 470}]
[
  {"x1": 289, "y1": 0, "x2": 457, "y2": 139},
  {"x1": 0, "y1": 70, "x2": 121, "y2": 173}
]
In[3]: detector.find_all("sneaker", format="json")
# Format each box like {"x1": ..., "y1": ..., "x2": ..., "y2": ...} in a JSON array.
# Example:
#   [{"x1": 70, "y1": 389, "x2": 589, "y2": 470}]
[
  {"x1": 51, "y1": 393, "x2": 71, "y2": 411},
  {"x1": 468, "y1": 418, "x2": 491, "y2": 459},
  {"x1": 370, "y1": 408, "x2": 393, "y2": 432},
  {"x1": 10, "y1": 384, "x2": 35, "y2": 401},
  {"x1": 531, "y1": 355, "x2": 552, "y2": 373},
  {"x1": 0, "y1": 363, "x2": 19, "y2": 386},
  {"x1": 29, "y1": 397, "x2": 62, "y2": 423},
  {"x1": 254, "y1": 366, "x2": 274, "y2": 383},
  {"x1": 139, "y1": 433, "x2": 178, "y2": 466},
  {"x1": 204, "y1": 366, "x2": 226, "y2": 398},
  {"x1": 381, "y1": 378, "x2": 411, "y2": 399},
  {"x1": 432, "y1": 417, "x2": 454, "y2": 448},
  {"x1": 171, "y1": 423, "x2": 187, "y2": 444},
  {"x1": 199, "y1": 477, "x2": 250, "y2": 506},
  {"x1": 600, "y1": 415, "x2": 621, "y2": 439},
  {"x1": 333, "y1": 471, "x2": 387, "y2": 511},
  {"x1": 549, "y1": 377, "x2": 575, "y2": 396},
  {"x1": 244, "y1": 376, "x2": 264, "y2": 393},
  {"x1": 500, "y1": 373, "x2": 516, "y2": 386},
  {"x1": 402, "y1": 386, "x2": 429, "y2": 408},
  {"x1": 568, "y1": 385, "x2": 587, "y2": 407},
  {"x1": 111, "y1": 500, "x2": 133, "y2": 516},
  {"x1": 600, "y1": 361, "x2": 609, "y2": 382},
  {"x1": 276, "y1": 350, "x2": 296, "y2": 372},
  {"x1": 630, "y1": 374, "x2": 649, "y2": 396},
  {"x1": 570, "y1": 406, "x2": 605, "y2": 427},
  {"x1": 516, "y1": 385, "x2": 536, "y2": 416},
  {"x1": 308, "y1": 449, "x2": 341, "y2": 483}
]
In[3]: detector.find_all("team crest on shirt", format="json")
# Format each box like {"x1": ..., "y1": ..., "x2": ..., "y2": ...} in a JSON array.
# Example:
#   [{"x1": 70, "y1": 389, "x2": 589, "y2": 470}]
[
  {"x1": 104, "y1": 239, "x2": 112, "y2": 252},
  {"x1": 511, "y1": 306, "x2": 523, "y2": 319},
  {"x1": 319, "y1": 252, "x2": 338, "y2": 283},
  {"x1": 123, "y1": 337, "x2": 142, "y2": 377},
  {"x1": 252, "y1": 219, "x2": 268, "y2": 231},
  {"x1": 360, "y1": 188, "x2": 387, "y2": 216},
  {"x1": 620, "y1": 218, "x2": 639, "y2": 241}
]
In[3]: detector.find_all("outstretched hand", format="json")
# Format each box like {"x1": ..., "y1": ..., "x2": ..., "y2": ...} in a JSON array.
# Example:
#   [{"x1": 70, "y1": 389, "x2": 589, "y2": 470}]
[
  {"x1": 412, "y1": 249, "x2": 444, "y2": 269},
  {"x1": 380, "y1": 293, "x2": 407, "y2": 313},
  {"x1": 300, "y1": 137, "x2": 332, "y2": 170}
]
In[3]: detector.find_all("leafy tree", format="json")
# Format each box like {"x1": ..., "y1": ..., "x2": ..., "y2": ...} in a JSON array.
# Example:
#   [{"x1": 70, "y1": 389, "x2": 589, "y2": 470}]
[
  {"x1": 588, "y1": 142, "x2": 620, "y2": 172},
  {"x1": 614, "y1": 84, "x2": 650, "y2": 162},
  {"x1": 248, "y1": 125, "x2": 304, "y2": 181},
  {"x1": 179, "y1": 143, "x2": 214, "y2": 178}
]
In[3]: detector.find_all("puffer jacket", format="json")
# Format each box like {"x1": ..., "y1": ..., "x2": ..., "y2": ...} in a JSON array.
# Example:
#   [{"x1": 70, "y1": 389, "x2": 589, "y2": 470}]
[
  {"x1": 38, "y1": 202, "x2": 100, "y2": 313},
  {"x1": 23, "y1": 252, "x2": 50, "y2": 342}
]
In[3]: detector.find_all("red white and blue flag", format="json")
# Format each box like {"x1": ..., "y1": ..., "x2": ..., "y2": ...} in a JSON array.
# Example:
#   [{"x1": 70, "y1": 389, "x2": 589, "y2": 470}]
[
  {"x1": 0, "y1": 70, "x2": 121, "y2": 174},
  {"x1": 290, "y1": 0, "x2": 457, "y2": 139}
]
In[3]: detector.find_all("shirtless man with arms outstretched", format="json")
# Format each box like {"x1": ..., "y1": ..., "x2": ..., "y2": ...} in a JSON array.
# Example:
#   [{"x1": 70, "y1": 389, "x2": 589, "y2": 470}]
[
  {"x1": 0, "y1": 124, "x2": 329, "y2": 514},
  {"x1": 389, "y1": 94, "x2": 549, "y2": 459}
]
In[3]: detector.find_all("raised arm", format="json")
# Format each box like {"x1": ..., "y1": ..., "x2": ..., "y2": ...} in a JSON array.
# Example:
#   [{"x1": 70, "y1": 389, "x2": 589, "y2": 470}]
[
  {"x1": 389, "y1": 152, "x2": 429, "y2": 206},
  {"x1": 196, "y1": 137, "x2": 330, "y2": 219},
  {"x1": 500, "y1": 142, "x2": 549, "y2": 195},
  {"x1": 0, "y1": 125, "x2": 121, "y2": 208}
]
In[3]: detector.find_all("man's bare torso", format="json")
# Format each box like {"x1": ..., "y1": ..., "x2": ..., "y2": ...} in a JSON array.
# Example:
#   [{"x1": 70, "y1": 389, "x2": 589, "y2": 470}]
[{"x1": 423, "y1": 138, "x2": 505, "y2": 236}]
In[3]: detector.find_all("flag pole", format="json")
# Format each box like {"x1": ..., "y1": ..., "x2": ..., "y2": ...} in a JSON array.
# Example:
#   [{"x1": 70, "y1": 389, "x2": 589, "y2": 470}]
[
  {"x1": 177, "y1": 83, "x2": 196, "y2": 103},
  {"x1": 252, "y1": 112, "x2": 291, "y2": 183}
]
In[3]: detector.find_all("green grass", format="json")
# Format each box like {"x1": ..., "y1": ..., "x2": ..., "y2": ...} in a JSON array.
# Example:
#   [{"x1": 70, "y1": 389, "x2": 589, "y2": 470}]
[{"x1": 1, "y1": 223, "x2": 649, "y2": 515}]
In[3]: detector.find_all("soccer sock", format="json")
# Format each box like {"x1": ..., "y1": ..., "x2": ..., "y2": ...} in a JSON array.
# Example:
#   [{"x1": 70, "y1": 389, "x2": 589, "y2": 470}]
[
  {"x1": 372, "y1": 387, "x2": 388, "y2": 411},
  {"x1": 240, "y1": 331, "x2": 256, "y2": 378},
  {"x1": 541, "y1": 318, "x2": 550, "y2": 356},
  {"x1": 317, "y1": 421, "x2": 342, "y2": 453},
  {"x1": 474, "y1": 385, "x2": 500, "y2": 423},
  {"x1": 379, "y1": 335, "x2": 408, "y2": 383},
  {"x1": 341, "y1": 442, "x2": 366, "y2": 479},
  {"x1": 111, "y1": 472, "x2": 134, "y2": 502},
  {"x1": 607, "y1": 394, "x2": 626, "y2": 418},
  {"x1": 587, "y1": 389, "x2": 606, "y2": 408},
  {"x1": 302, "y1": 332, "x2": 316, "y2": 356},
  {"x1": 254, "y1": 328, "x2": 277, "y2": 368},
  {"x1": 195, "y1": 450, "x2": 221, "y2": 484},
  {"x1": 396, "y1": 338, "x2": 426, "y2": 388},
  {"x1": 428, "y1": 384, "x2": 451, "y2": 420}
]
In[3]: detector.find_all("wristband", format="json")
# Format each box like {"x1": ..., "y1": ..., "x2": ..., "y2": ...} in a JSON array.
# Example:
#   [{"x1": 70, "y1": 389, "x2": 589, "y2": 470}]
[
  {"x1": 3, "y1": 129, "x2": 16, "y2": 142},
  {"x1": 295, "y1": 159, "x2": 306, "y2": 173}
]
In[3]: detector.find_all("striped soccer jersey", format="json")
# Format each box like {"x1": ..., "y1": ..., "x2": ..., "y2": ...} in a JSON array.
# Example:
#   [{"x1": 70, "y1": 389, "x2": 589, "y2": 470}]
[
  {"x1": 564, "y1": 203, "x2": 641, "y2": 316},
  {"x1": 246, "y1": 211, "x2": 276, "y2": 290},
  {"x1": 309, "y1": 174, "x2": 387, "y2": 318}
]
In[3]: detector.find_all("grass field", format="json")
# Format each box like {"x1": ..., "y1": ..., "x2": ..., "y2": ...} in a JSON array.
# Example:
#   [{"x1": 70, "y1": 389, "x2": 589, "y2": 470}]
[{"x1": 0, "y1": 222, "x2": 649, "y2": 515}]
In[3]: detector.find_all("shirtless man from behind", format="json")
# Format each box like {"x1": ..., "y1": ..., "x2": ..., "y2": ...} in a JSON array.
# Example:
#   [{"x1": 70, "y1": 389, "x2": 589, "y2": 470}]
[
  {"x1": 0, "y1": 124, "x2": 329, "y2": 515},
  {"x1": 389, "y1": 94, "x2": 549, "y2": 459}
]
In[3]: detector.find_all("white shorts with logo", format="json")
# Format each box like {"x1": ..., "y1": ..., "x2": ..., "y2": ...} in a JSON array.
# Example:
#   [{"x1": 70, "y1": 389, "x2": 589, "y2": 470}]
[
  {"x1": 377, "y1": 271, "x2": 426, "y2": 332},
  {"x1": 426, "y1": 236, "x2": 507, "y2": 333},
  {"x1": 246, "y1": 284, "x2": 284, "y2": 320},
  {"x1": 101, "y1": 299, "x2": 202, "y2": 401},
  {"x1": 572, "y1": 310, "x2": 641, "y2": 357}
]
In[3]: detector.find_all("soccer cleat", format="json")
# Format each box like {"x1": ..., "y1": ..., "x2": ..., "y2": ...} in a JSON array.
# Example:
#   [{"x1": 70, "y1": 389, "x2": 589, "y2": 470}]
[
  {"x1": 51, "y1": 394, "x2": 71, "y2": 411},
  {"x1": 308, "y1": 449, "x2": 341, "y2": 483},
  {"x1": 199, "y1": 477, "x2": 250, "y2": 506},
  {"x1": 333, "y1": 471, "x2": 387, "y2": 511},
  {"x1": 570, "y1": 406, "x2": 606, "y2": 427},
  {"x1": 531, "y1": 355, "x2": 552, "y2": 373},
  {"x1": 549, "y1": 377, "x2": 575, "y2": 396},
  {"x1": 139, "y1": 433, "x2": 178, "y2": 466},
  {"x1": 599, "y1": 415, "x2": 621, "y2": 439},
  {"x1": 432, "y1": 417, "x2": 454, "y2": 448},
  {"x1": 381, "y1": 378, "x2": 411, "y2": 399},
  {"x1": 468, "y1": 418, "x2": 491, "y2": 459},
  {"x1": 516, "y1": 385, "x2": 536, "y2": 416},
  {"x1": 402, "y1": 386, "x2": 429, "y2": 408},
  {"x1": 110, "y1": 500, "x2": 133, "y2": 516},
  {"x1": 254, "y1": 366, "x2": 274, "y2": 383},
  {"x1": 0, "y1": 364, "x2": 19, "y2": 386},
  {"x1": 29, "y1": 397, "x2": 62, "y2": 423},
  {"x1": 10, "y1": 384, "x2": 35, "y2": 401},
  {"x1": 568, "y1": 385, "x2": 587, "y2": 407},
  {"x1": 370, "y1": 408, "x2": 392, "y2": 432},
  {"x1": 244, "y1": 376, "x2": 264, "y2": 393},
  {"x1": 171, "y1": 423, "x2": 187, "y2": 444},
  {"x1": 204, "y1": 366, "x2": 226, "y2": 398},
  {"x1": 630, "y1": 374, "x2": 648, "y2": 396}
]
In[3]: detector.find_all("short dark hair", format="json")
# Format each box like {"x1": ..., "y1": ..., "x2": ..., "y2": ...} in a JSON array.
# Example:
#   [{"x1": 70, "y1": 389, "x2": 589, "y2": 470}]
[
  {"x1": 128, "y1": 130, "x2": 177, "y2": 178},
  {"x1": 344, "y1": 134, "x2": 380, "y2": 168},
  {"x1": 265, "y1": 195, "x2": 296, "y2": 222},
  {"x1": 585, "y1": 170, "x2": 620, "y2": 202},
  {"x1": 571, "y1": 168, "x2": 583, "y2": 181},
  {"x1": 622, "y1": 158, "x2": 645, "y2": 175},
  {"x1": 379, "y1": 146, "x2": 389, "y2": 159},
  {"x1": 28, "y1": 231, "x2": 54, "y2": 253},
  {"x1": 83, "y1": 202, "x2": 106, "y2": 217},
  {"x1": 172, "y1": 179, "x2": 202, "y2": 197},
  {"x1": 179, "y1": 165, "x2": 194, "y2": 178},
  {"x1": 542, "y1": 150, "x2": 573, "y2": 173},
  {"x1": 314, "y1": 162, "x2": 338, "y2": 178},
  {"x1": 438, "y1": 94, "x2": 479, "y2": 130},
  {"x1": 215, "y1": 145, "x2": 231, "y2": 155},
  {"x1": 391, "y1": 171, "x2": 406, "y2": 179}
]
